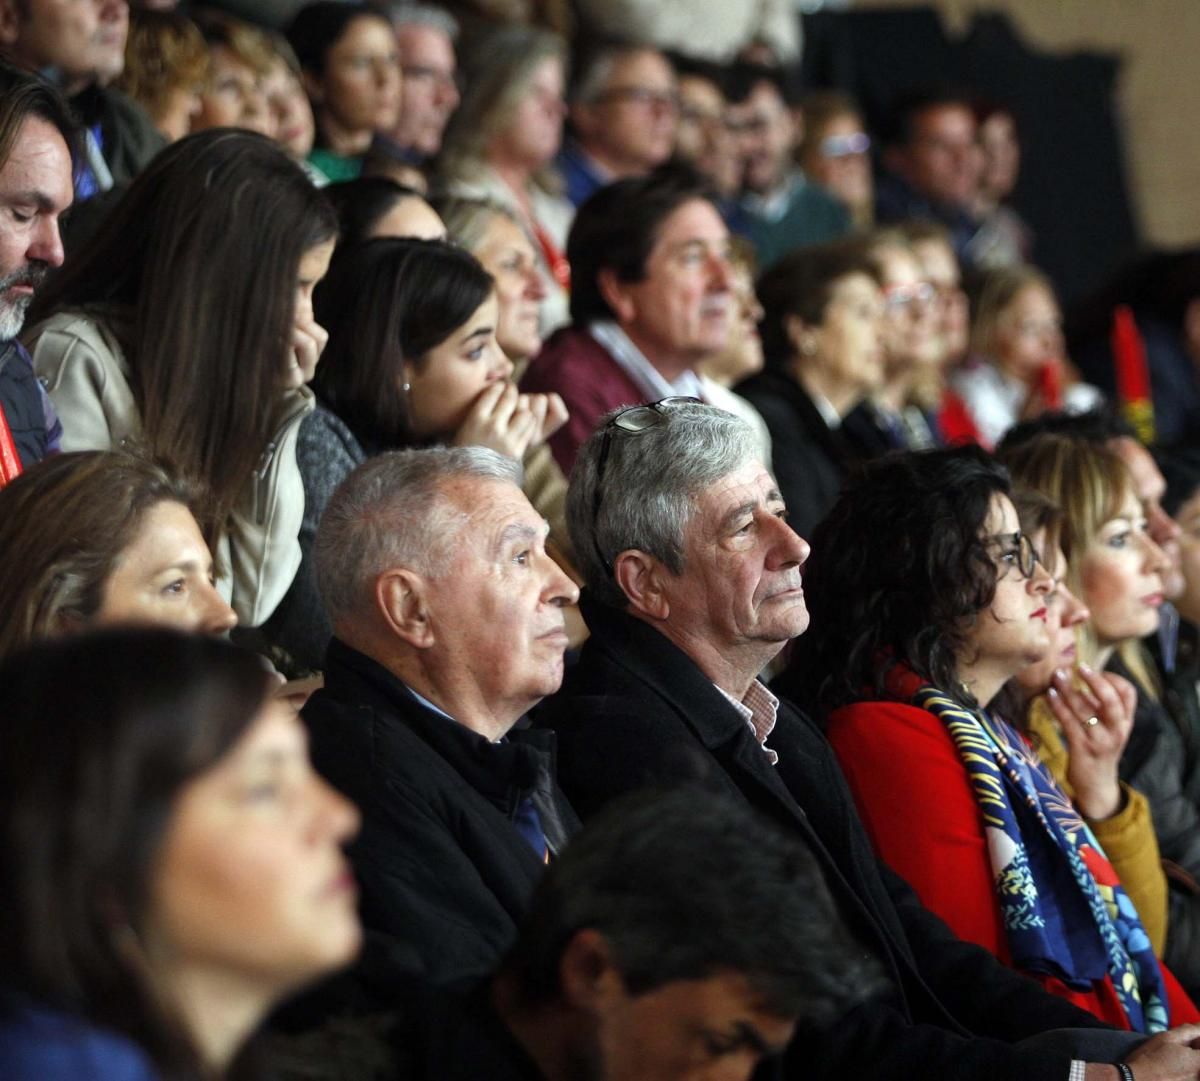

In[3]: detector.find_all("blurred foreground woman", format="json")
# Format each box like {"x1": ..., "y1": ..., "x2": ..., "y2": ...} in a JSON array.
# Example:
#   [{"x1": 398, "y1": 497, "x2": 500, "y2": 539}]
[{"x1": 0, "y1": 629, "x2": 360, "y2": 1079}]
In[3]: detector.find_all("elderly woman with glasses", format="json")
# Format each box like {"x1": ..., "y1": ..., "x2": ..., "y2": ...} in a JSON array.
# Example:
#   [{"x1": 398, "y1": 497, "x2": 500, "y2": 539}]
[{"x1": 779, "y1": 445, "x2": 1199, "y2": 1030}]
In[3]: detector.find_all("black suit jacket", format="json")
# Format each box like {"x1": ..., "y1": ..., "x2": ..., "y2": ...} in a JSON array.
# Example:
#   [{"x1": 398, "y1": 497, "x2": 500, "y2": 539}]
[
  {"x1": 302, "y1": 638, "x2": 579, "y2": 987},
  {"x1": 535, "y1": 597, "x2": 1126, "y2": 1081},
  {"x1": 735, "y1": 368, "x2": 854, "y2": 539}
]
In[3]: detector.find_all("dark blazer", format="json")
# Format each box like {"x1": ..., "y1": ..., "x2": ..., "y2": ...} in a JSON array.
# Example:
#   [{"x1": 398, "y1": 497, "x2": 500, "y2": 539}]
[
  {"x1": 734, "y1": 368, "x2": 855, "y2": 539},
  {"x1": 302, "y1": 638, "x2": 579, "y2": 987},
  {"x1": 535, "y1": 597, "x2": 1127, "y2": 1081}
]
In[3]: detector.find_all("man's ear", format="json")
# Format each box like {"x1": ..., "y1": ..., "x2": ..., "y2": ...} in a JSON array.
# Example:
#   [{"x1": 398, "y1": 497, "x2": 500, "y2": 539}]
[
  {"x1": 301, "y1": 69, "x2": 324, "y2": 106},
  {"x1": 613, "y1": 549, "x2": 670, "y2": 621},
  {"x1": 376, "y1": 568, "x2": 434, "y2": 648},
  {"x1": 784, "y1": 313, "x2": 817, "y2": 358},
  {"x1": 558, "y1": 928, "x2": 624, "y2": 1012},
  {"x1": 597, "y1": 266, "x2": 637, "y2": 326},
  {"x1": 0, "y1": 0, "x2": 23, "y2": 48}
]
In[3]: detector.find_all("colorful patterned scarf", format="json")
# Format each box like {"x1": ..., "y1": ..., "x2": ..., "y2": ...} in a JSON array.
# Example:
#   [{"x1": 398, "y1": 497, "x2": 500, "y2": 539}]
[{"x1": 914, "y1": 684, "x2": 1169, "y2": 1033}]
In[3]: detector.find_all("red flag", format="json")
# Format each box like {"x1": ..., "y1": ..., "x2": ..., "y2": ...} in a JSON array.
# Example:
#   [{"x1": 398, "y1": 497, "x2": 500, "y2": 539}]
[
  {"x1": 0, "y1": 403, "x2": 21, "y2": 488},
  {"x1": 1111, "y1": 304, "x2": 1155, "y2": 443}
]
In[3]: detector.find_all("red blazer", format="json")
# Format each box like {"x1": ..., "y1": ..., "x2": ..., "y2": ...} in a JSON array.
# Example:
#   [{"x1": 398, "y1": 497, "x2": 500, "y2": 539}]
[{"x1": 827, "y1": 699, "x2": 1199, "y2": 1028}]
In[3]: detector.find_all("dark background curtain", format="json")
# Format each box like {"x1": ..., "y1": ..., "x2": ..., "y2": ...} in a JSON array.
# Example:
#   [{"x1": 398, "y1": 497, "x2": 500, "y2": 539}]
[{"x1": 798, "y1": 7, "x2": 1139, "y2": 306}]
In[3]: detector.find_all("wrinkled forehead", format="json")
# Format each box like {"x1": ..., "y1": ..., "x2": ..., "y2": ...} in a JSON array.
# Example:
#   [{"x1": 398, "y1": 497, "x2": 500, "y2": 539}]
[
  {"x1": 440, "y1": 475, "x2": 540, "y2": 544},
  {"x1": 694, "y1": 460, "x2": 778, "y2": 519}
]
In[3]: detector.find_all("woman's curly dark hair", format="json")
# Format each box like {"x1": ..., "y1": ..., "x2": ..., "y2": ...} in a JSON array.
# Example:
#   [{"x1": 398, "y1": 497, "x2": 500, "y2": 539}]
[{"x1": 785, "y1": 446, "x2": 1011, "y2": 716}]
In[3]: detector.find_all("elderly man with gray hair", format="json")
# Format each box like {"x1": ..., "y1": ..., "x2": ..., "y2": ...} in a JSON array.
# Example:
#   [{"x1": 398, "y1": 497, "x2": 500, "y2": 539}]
[
  {"x1": 378, "y1": 3, "x2": 460, "y2": 163},
  {"x1": 301, "y1": 445, "x2": 579, "y2": 988},
  {"x1": 538, "y1": 398, "x2": 1176, "y2": 1081}
]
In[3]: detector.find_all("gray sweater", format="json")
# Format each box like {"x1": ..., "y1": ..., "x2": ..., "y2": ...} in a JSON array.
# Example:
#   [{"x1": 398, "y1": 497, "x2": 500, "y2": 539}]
[{"x1": 264, "y1": 403, "x2": 365, "y2": 672}]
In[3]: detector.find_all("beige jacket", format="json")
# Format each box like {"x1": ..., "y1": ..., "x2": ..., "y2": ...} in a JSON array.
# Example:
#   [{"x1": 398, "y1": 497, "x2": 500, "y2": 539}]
[{"x1": 27, "y1": 310, "x2": 314, "y2": 627}]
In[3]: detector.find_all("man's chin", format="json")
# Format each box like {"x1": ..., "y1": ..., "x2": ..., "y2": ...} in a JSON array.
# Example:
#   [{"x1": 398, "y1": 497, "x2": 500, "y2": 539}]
[{"x1": 0, "y1": 298, "x2": 30, "y2": 342}]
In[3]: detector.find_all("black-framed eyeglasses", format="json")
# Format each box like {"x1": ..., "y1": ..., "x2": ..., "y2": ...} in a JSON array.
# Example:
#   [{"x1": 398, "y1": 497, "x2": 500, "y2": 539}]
[
  {"x1": 590, "y1": 397, "x2": 701, "y2": 574},
  {"x1": 597, "y1": 86, "x2": 680, "y2": 112},
  {"x1": 988, "y1": 531, "x2": 1040, "y2": 580}
]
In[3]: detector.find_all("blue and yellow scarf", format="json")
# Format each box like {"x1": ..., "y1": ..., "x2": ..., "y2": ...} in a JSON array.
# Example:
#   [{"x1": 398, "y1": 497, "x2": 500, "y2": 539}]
[{"x1": 915, "y1": 684, "x2": 1168, "y2": 1033}]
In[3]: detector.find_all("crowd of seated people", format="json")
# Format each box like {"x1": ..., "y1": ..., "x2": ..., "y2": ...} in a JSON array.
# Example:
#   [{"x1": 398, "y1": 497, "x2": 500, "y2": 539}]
[{"x1": 8, "y1": 2, "x2": 1200, "y2": 1079}]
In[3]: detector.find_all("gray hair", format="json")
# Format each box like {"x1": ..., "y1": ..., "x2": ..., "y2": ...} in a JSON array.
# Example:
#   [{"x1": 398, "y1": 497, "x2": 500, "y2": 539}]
[
  {"x1": 316, "y1": 446, "x2": 522, "y2": 624},
  {"x1": 567, "y1": 402, "x2": 759, "y2": 609},
  {"x1": 437, "y1": 195, "x2": 521, "y2": 254},
  {"x1": 570, "y1": 43, "x2": 665, "y2": 106},
  {"x1": 380, "y1": 3, "x2": 459, "y2": 40}
]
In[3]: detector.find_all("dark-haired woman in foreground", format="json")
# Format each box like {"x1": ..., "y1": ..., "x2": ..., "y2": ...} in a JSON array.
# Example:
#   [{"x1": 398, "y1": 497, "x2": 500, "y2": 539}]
[
  {"x1": 784, "y1": 446, "x2": 1197, "y2": 1030},
  {"x1": 0, "y1": 629, "x2": 359, "y2": 1079}
]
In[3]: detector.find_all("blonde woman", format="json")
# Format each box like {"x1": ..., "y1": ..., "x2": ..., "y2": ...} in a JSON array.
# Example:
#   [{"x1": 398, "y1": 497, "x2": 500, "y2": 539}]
[
  {"x1": 1004, "y1": 433, "x2": 1200, "y2": 996},
  {"x1": 437, "y1": 25, "x2": 573, "y2": 336},
  {"x1": 952, "y1": 265, "x2": 1101, "y2": 448}
]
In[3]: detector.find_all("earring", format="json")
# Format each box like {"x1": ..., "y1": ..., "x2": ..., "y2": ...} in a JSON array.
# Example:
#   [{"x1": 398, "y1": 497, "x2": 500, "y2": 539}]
[
  {"x1": 403, "y1": 382, "x2": 411, "y2": 393},
  {"x1": 801, "y1": 338, "x2": 818, "y2": 357}
]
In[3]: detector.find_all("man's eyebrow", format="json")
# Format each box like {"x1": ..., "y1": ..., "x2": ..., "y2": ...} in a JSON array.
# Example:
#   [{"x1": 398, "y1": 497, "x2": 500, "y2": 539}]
[
  {"x1": 719, "y1": 500, "x2": 759, "y2": 531},
  {"x1": 731, "y1": 1022, "x2": 780, "y2": 1056},
  {"x1": 494, "y1": 521, "x2": 543, "y2": 553},
  {"x1": 5, "y1": 191, "x2": 61, "y2": 211}
]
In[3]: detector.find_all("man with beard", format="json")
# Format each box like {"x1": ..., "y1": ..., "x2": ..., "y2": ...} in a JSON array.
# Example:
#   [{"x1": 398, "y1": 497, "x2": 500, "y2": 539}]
[{"x1": 0, "y1": 63, "x2": 73, "y2": 481}]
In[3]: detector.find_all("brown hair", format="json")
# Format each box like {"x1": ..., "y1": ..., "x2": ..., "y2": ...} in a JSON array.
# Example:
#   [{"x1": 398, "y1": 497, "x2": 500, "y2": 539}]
[
  {"x1": 28, "y1": 130, "x2": 337, "y2": 544},
  {"x1": 114, "y1": 10, "x2": 209, "y2": 129},
  {"x1": 0, "y1": 59, "x2": 78, "y2": 172},
  {"x1": 0, "y1": 451, "x2": 202, "y2": 659},
  {"x1": 438, "y1": 24, "x2": 567, "y2": 190},
  {"x1": 1011, "y1": 485, "x2": 1064, "y2": 562}
]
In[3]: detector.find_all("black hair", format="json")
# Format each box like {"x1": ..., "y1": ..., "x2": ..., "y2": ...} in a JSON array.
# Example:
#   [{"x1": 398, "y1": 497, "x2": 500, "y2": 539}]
[
  {"x1": 503, "y1": 787, "x2": 886, "y2": 1026},
  {"x1": 1159, "y1": 445, "x2": 1200, "y2": 518},
  {"x1": 567, "y1": 162, "x2": 718, "y2": 324},
  {"x1": 881, "y1": 83, "x2": 977, "y2": 149},
  {"x1": 0, "y1": 60, "x2": 80, "y2": 179},
  {"x1": 757, "y1": 239, "x2": 879, "y2": 369},
  {"x1": 0, "y1": 629, "x2": 270, "y2": 1076},
  {"x1": 723, "y1": 60, "x2": 787, "y2": 107},
  {"x1": 312, "y1": 237, "x2": 494, "y2": 447},
  {"x1": 665, "y1": 52, "x2": 727, "y2": 95},
  {"x1": 286, "y1": 1, "x2": 385, "y2": 76},
  {"x1": 996, "y1": 407, "x2": 1135, "y2": 457},
  {"x1": 784, "y1": 446, "x2": 1011, "y2": 715},
  {"x1": 324, "y1": 177, "x2": 428, "y2": 250}
]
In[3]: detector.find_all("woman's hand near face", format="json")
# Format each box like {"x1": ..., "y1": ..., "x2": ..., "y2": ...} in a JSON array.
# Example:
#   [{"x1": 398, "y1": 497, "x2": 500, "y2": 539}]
[
  {"x1": 534, "y1": 392, "x2": 569, "y2": 443},
  {"x1": 281, "y1": 314, "x2": 329, "y2": 390},
  {"x1": 453, "y1": 382, "x2": 539, "y2": 459},
  {"x1": 1048, "y1": 664, "x2": 1137, "y2": 820}
]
